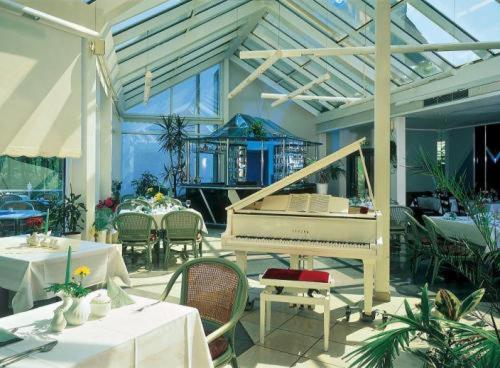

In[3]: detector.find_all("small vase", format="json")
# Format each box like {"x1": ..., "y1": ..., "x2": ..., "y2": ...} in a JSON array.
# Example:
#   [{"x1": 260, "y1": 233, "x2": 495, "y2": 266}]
[
  {"x1": 96, "y1": 230, "x2": 107, "y2": 243},
  {"x1": 50, "y1": 306, "x2": 67, "y2": 332},
  {"x1": 56, "y1": 291, "x2": 73, "y2": 312},
  {"x1": 64, "y1": 297, "x2": 90, "y2": 326}
]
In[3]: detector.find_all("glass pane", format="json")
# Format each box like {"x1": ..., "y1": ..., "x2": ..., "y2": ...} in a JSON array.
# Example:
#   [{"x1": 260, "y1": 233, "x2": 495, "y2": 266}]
[
  {"x1": 127, "y1": 89, "x2": 171, "y2": 115},
  {"x1": 172, "y1": 76, "x2": 196, "y2": 115},
  {"x1": 313, "y1": 0, "x2": 372, "y2": 30},
  {"x1": 425, "y1": 0, "x2": 500, "y2": 53},
  {"x1": 199, "y1": 64, "x2": 220, "y2": 117},
  {"x1": 0, "y1": 156, "x2": 64, "y2": 200},
  {"x1": 393, "y1": 3, "x2": 479, "y2": 66},
  {"x1": 121, "y1": 122, "x2": 163, "y2": 133}
]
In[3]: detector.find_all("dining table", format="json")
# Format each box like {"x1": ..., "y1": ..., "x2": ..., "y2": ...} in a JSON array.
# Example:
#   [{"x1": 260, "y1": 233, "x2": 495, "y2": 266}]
[
  {"x1": 0, "y1": 210, "x2": 45, "y2": 236},
  {"x1": 0, "y1": 237, "x2": 130, "y2": 314},
  {"x1": 429, "y1": 215, "x2": 499, "y2": 249},
  {"x1": 0, "y1": 293, "x2": 213, "y2": 367}
]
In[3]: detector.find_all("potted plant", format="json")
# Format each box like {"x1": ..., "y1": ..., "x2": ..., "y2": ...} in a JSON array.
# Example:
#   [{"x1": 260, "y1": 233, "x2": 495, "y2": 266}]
[
  {"x1": 316, "y1": 162, "x2": 345, "y2": 195},
  {"x1": 131, "y1": 171, "x2": 159, "y2": 197},
  {"x1": 49, "y1": 186, "x2": 87, "y2": 239},
  {"x1": 156, "y1": 114, "x2": 188, "y2": 197},
  {"x1": 93, "y1": 206, "x2": 112, "y2": 243}
]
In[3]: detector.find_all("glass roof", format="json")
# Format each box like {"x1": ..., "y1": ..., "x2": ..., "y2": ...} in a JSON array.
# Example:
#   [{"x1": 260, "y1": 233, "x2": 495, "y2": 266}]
[{"x1": 115, "y1": 0, "x2": 500, "y2": 114}]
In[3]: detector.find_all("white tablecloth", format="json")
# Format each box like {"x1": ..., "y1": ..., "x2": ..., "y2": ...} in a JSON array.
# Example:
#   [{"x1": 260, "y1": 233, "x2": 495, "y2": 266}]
[
  {"x1": 0, "y1": 294, "x2": 213, "y2": 368},
  {"x1": 429, "y1": 216, "x2": 499, "y2": 248},
  {"x1": 122, "y1": 208, "x2": 208, "y2": 234},
  {"x1": 0, "y1": 237, "x2": 130, "y2": 313}
]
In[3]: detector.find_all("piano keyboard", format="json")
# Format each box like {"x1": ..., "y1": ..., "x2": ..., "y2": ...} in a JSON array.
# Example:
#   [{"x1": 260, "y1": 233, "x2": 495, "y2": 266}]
[{"x1": 234, "y1": 235, "x2": 372, "y2": 249}]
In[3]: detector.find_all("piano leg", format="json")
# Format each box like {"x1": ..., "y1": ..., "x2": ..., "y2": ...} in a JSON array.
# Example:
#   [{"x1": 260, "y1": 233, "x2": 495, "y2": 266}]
[
  {"x1": 362, "y1": 259, "x2": 376, "y2": 320},
  {"x1": 235, "y1": 251, "x2": 248, "y2": 273}
]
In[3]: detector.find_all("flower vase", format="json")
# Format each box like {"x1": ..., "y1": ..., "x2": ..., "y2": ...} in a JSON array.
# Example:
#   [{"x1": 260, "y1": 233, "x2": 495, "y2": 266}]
[
  {"x1": 64, "y1": 297, "x2": 90, "y2": 326},
  {"x1": 56, "y1": 291, "x2": 73, "y2": 312},
  {"x1": 50, "y1": 306, "x2": 66, "y2": 332}
]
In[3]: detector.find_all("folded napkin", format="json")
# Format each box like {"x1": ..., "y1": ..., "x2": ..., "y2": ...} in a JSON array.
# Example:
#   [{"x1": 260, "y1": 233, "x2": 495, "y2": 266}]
[
  {"x1": 0, "y1": 329, "x2": 21, "y2": 348},
  {"x1": 106, "y1": 277, "x2": 135, "y2": 309}
]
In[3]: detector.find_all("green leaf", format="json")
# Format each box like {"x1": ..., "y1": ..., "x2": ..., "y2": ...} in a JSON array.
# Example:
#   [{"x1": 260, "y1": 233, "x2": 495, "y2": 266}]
[
  {"x1": 435, "y1": 288, "x2": 461, "y2": 321},
  {"x1": 404, "y1": 299, "x2": 415, "y2": 320},
  {"x1": 420, "y1": 284, "x2": 430, "y2": 325},
  {"x1": 457, "y1": 288, "x2": 484, "y2": 319}
]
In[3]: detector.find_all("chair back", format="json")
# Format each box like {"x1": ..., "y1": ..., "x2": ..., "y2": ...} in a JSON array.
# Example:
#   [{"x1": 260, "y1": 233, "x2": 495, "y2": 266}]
[
  {"x1": 168, "y1": 198, "x2": 182, "y2": 206},
  {"x1": 114, "y1": 212, "x2": 155, "y2": 243},
  {"x1": 163, "y1": 258, "x2": 248, "y2": 327},
  {"x1": 162, "y1": 210, "x2": 201, "y2": 240},
  {"x1": 0, "y1": 201, "x2": 34, "y2": 210},
  {"x1": 390, "y1": 205, "x2": 412, "y2": 228},
  {"x1": 120, "y1": 194, "x2": 135, "y2": 203},
  {"x1": 0, "y1": 194, "x2": 22, "y2": 206},
  {"x1": 405, "y1": 211, "x2": 428, "y2": 249},
  {"x1": 422, "y1": 215, "x2": 444, "y2": 253},
  {"x1": 115, "y1": 199, "x2": 152, "y2": 213}
]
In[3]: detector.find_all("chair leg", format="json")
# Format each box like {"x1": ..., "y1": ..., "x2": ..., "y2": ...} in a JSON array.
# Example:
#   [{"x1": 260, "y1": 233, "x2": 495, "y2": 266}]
[
  {"x1": 230, "y1": 355, "x2": 239, "y2": 368},
  {"x1": 146, "y1": 245, "x2": 153, "y2": 270},
  {"x1": 164, "y1": 241, "x2": 171, "y2": 270},
  {"x1": 198, "y1": 241, "x2": 202, "y2": 257},
  {"x1": 192, "y1": 241, "x2": 198, "y2": 258},
  {"x1": 260, "y1": 295, "x2": 266, "y2": 344}
]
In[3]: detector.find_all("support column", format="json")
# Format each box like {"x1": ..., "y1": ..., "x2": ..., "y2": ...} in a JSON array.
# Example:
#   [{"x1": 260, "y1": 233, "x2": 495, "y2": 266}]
[
  {"x1": 111, "y1": 112, "x2": 122, "y2": 183},
  {"x1": 374, "y1": 0, "x2": 391, "y2": 302},
  {"x1": 392, "y1": 117, "x2": 406, "y2": 205},
  {"x1": 69, "y1": 39, "x2": 97, "y2": 240},
  {"x1": 99, "y1": 83, "x2": 113, "y2": 199},
  {"x1": 222, "y1": 58, "x2": 229, "y2": 123}
]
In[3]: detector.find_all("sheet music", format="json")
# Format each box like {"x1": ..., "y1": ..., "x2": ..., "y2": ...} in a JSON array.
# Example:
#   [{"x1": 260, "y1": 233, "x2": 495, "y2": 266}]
[
  {"x1": 309, "y1": 194, "x2": 330, "y2": 213},
  {"x1": 328, "y1": 196, "x2": 349, "y2": 214},
  {"x1": 260, "y1": 195, "x2": 290, "y2": 211},
  {"x1": 287, "y1": 194, "x2": 310, "y2": 212}
]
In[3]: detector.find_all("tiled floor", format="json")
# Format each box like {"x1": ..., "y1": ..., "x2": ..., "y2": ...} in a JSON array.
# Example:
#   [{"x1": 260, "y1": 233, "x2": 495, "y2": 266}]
[{"x1": 123, "y1": 228, "x2": 425, "y2": 367}]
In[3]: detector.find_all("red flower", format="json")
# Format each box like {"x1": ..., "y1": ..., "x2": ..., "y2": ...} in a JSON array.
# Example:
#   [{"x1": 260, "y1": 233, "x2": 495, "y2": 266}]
[
  {"x1": 104, "y1": 198, "x2": 114, "y2": 208},
  {"x1": 26, "y1": 217, "x2": 43, "y2": 228}
]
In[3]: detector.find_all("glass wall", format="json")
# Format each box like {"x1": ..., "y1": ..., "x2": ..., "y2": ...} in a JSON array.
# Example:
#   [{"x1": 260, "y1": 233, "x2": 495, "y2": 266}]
[{"x1": 0, "y1": 156, "x2": 65, "y2": 200}]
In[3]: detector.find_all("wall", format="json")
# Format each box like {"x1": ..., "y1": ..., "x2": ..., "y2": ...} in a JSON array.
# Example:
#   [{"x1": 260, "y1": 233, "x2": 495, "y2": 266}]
[
  {"x1": 228, "y1": 61, "x2": 316, "y2": 142},
  {"x1": 447, "y1": 127, "x2": 474, "y2": 189},
  {"x1": 406, "y1": 129, "x2": 439, "y2": 193}
]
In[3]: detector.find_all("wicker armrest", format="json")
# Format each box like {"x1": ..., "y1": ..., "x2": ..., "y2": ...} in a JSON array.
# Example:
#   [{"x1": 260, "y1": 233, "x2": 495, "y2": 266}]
[{"x1": 206, "y1": 320, "x2": 236, "y2": 344}]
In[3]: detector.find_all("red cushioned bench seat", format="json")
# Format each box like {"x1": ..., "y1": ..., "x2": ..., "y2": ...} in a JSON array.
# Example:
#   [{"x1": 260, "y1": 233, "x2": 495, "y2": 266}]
[{"x1": 262, "y1": 268, "x2": 331, "y2": 284}]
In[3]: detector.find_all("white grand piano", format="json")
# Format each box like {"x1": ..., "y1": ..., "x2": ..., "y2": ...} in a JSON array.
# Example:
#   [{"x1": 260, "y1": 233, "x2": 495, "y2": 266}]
[{"x1": 221, "y1": 138, "x2": 383, "y2": 317}]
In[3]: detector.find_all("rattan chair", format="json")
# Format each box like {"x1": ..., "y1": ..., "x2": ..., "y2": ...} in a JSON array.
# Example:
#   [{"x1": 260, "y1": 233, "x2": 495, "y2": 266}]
[
  {"x1": 422, "y1": 215, "x2": 473, "y2": 285},
  {"x1": 161, "y1": 258, "x2": 248, "y2": 368},
  {"x1": 405, "y1": 212, "x2": 433, "y2": 277},
  {"x1": 0, "y1": 194, "x2": 22, "y2": 206},
  {"x1": 168, "y1": 198, "x2": 182, "y2": 206},
  {"x1": 115, "y1": 199, "x2": 152, "y2": 213},
  {"x1": 0, "y1": 201, "x2": 34, "y2": 210},
  {"x1": 390, "y1": 205, "x2": 412, "y2": 246},
  {"x1": 161, "y1": 210, "x2": 203, "y2": 269},
  {"x1": 113, "y1": 212, "x2": 157, "y2": 270},
  {"x1": 120, "y1": 194, "x2": 135, "y2": 203}
]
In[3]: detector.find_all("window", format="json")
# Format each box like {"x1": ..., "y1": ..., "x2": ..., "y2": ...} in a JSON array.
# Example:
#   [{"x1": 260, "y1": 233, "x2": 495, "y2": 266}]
[
  {"x1": 126, "y1": 64, "x2": 221, "y2": 117},
  {"x1": 0, "y1": 156, "x2": 64, "y2": 200},
  {"x1": 437, "y1": 140, "x2": 446, "y2": 166}
]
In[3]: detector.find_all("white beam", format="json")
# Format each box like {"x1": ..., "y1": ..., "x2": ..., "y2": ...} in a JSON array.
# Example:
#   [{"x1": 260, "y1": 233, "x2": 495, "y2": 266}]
[
  {"x1": 230, "y1": 56, "x2": 318, "y2": 116},
  {"x1": 271, "y1": 73, "x2": 330, "y2": 107},
  {"x1": 373, "y1": 0, "x2": 391, "y2": 303},
  {"x1": 240, "y1": 41, "x2": 500, "y2": 59},
  {"x1": 227, "y1": 51, "x2": 281, "y2": 99},
  {"x1": 261, "y1": 93, "x2": 361, "y2": 103},
  {"x1": 224, "y1": 9, "x2": 267, "y2": 59}
]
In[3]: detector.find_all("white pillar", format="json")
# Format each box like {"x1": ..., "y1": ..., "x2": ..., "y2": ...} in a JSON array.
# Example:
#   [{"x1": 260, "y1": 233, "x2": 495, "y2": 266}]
[
  {"x1": 69, "y1": 39, "x2": 97, "y2": 239},
  {"x1": 111, "y1": 112, "x2": 122, "y2": 183},
  {"x1": 222, "y1": 58, "x2": 229, "y2": 123},
  {"x1": 392, "y1": 116, "x2": 406, "y2": 205},
  {"x1": 373, "y1": 0, "x2": 391, "y2": 302},
  {"x1": 99, "y1": 83, "x2": 113, "y2": 199}
]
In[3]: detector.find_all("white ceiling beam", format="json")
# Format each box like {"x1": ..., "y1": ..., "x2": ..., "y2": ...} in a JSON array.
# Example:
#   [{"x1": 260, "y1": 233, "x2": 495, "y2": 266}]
[
  {"x1": 224, "y1": 9, "x2": 267, "y2": 59},
  {"x1": 227, "y1": 51, "x2": 281, "y2": 99},
  {"x1": 230, "y1": 56, "x2": 318, "y2": 116},
  {"x1": 117, "y1": 2, "x2": 267, "y2": 78},
  {"x1": 270, "y1": 73, "x2": 330, "y2": 107},
  {"x1": 240, "y1": 41, "x2": 500, "y2": 59},
  {"x1": 113, "y1": 0, "x2": 213, "y2": 45},
  {"x1": 125, "y1": 53, "x2": 225, "y2": 109},
  {"x1": 116, "y1": 0, "x2": 243, "y2": 61},
  {"x1": 261, "y1": 93, "x2": 361, "y2": 103},
  {"x1": 123, "y1": 32, "x2": 237, "y2": 92}
]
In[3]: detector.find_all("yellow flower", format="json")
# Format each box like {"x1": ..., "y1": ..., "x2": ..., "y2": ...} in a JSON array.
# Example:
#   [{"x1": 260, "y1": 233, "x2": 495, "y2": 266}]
[
  {"x1": 73, "y1": 266, "x2": 90, "y2": 278},
  {"x1": 154, "y1": 192, "x2": 165, "y2": 202}
]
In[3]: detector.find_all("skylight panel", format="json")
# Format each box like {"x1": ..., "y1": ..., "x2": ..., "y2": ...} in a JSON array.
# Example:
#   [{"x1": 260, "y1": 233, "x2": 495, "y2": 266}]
[
  {"x1": 425, "y1": 0, "x2": 500, "y2": 54},
  {"x1": 315, "y1": 0, "x2": 372, "y2": 30},
  {"x1": 112, "y1": 0, "x2": 185, "y2": 35},
  {"x1": 393, "y1": 3, "x2": 479, "y2": 66}
]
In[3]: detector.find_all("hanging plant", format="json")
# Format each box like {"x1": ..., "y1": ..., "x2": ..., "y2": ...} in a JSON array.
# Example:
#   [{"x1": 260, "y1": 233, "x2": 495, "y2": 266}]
[{"x1": 249, "y1": 121, "x2": 266, "y2": 139}]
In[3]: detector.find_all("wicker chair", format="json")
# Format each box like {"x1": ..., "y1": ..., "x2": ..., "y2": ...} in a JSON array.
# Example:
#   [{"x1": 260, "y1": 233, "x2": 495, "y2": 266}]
[
  {"x1": 0, "y1": 194, "x2": 22, "y2": 206},
  {"x1": 168, "y1": 198, "x2": 182, "y2": 206},
  {"x1": 0, "y1": 201, "x2": 34, "y2": 210},
  {"x1": 115, "y1": 199, "x2": 152, "y2": 213},
  {"x1": 161, "y1": 210, "x2": 203, "y2": 269},
  {"x1": 113, "y1": 212, "x2": 157, "y2": 270},
  {"x1": 120, "y1": 194, "x2": 135, "y2": 203},
  {"x1": 422, "y1": 215, "x2": 473, "y2": 285},
  {"x1": 390, "y1": 205, "x2": 412, "y2": 246},
  {"x1": 405, "y1": 212, "x2": 433, "y2": 277},
  {"x1": 161, "y1": 258, "x2": 248, "y2": 368}
]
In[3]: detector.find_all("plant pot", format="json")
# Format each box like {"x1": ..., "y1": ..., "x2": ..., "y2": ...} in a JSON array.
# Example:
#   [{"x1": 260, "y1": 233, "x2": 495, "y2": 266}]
[
  {"x1": 316, "y1": 183, "x2": 328, "y2": 195},
  {"x1": 64, "y1": 296, "x2": 90, "y2": 326},
  {"x1": 96, "y1": 230, "x2": 107, "y2": 243},
  {"x1": 64, "y1": 232, "x2": 81, "y2": 240}
]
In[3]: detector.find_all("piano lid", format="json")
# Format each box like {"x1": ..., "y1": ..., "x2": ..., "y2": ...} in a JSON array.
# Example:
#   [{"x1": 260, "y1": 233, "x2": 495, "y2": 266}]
[{"x1": 226, "y1": 137, "x2": 373, "y2": 212}]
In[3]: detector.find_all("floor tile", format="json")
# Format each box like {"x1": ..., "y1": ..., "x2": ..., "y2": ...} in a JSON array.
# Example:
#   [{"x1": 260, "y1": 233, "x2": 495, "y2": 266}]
[
  {"x1": 237, "y1": 345, "x2": 300, "y2": 368},
  {"x1": 280, "y1": 315, "x2": 327, "y2": 338},
  {"x1": 292, "y1": 357, "x2": 338, "y2": 367},
  {"x1": 262, "y1": 329, "x2": 319, "y2": 356},
  {"x1": 303, "y1": 339, "x2": 357, "y2": 367}
]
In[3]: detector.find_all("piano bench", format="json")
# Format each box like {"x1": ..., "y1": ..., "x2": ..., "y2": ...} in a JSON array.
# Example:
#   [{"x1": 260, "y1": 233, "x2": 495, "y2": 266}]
[{"x1": 259, "y1": 268, "x2": 333, "y2": 352}]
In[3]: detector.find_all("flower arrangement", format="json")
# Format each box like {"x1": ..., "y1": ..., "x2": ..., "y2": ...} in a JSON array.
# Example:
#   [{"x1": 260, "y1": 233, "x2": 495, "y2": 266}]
[
  {"x1": 26, "y1": 216, "x2": 44, "y2": 233},
  {"x1": 153, "y1": 192, "x2": 165, "y2": 203},
  {"x1": 96, "y1": 197, "x2": 118, "y2": 212},
  {"x1": 45, "y1": 246, "x2": 91, "y2": 298}
]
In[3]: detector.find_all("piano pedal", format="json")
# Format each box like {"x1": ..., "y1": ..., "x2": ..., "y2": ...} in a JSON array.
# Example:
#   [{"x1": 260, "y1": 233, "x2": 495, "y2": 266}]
[{"x1": 345, "y1": 306, "x2": 388, "y2": 323}]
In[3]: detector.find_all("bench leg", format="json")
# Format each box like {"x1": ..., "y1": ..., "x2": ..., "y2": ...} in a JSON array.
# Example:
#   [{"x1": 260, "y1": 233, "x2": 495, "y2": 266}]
[
  {"x1": 306, "y1": 256, "x2": 314, "y2": 270},
  {"x1": 290, "y1": 254, "x2": 299, "y2": 269},
  {"x1": 266, "y1": 301, "x2": 272, "y2": 332},
  {"x1": 260, "y1": 294, "x2": 266, "y2": 344},
  {"x1": 323, "y1": 298, "x2": 330, "y2": 351}
]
